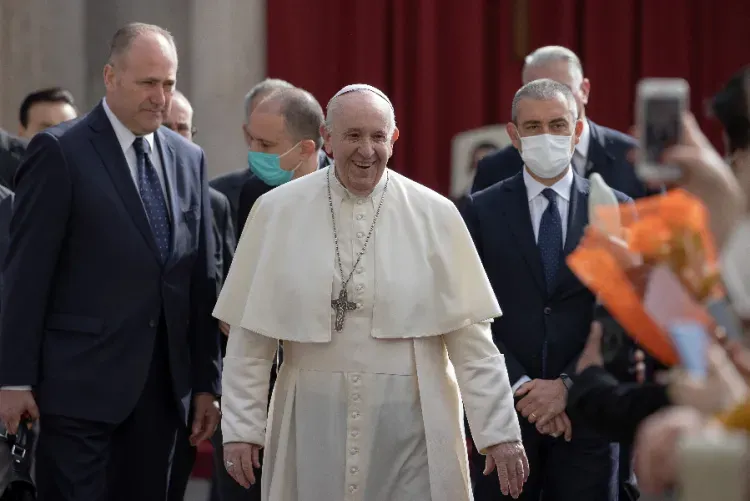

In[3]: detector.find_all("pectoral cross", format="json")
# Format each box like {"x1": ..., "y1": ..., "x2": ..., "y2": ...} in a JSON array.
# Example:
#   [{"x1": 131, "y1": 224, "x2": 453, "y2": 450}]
[{"x1": 331, "y1": 289, "x2": 357, "y2": 332}]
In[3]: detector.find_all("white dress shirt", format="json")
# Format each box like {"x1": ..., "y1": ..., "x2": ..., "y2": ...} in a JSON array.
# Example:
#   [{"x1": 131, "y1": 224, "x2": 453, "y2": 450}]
[
  {"x1": 102, "y1": 98, "x2": 170, "y2": 214},
  {"x1": 511, "y1": 166, "x2": 574, "y2": 393}
]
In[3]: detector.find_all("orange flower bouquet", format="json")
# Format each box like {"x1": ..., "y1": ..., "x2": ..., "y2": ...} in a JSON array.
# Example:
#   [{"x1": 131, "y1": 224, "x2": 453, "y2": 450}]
[{"x1": 567, "y1": 189, "x2": 723, "y2": 366}]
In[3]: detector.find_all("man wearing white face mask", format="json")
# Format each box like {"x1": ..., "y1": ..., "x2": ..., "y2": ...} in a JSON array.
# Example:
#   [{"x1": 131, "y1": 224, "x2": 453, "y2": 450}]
[
  {"x1": 235, "y1": 88, "x2": 325, "y2": 237},
  {"x1": 462, "y1": 78, "x2": 631, "y2": 501}
]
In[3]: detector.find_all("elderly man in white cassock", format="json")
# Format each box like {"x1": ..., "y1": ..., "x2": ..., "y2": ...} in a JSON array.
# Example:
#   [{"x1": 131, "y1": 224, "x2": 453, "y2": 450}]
[{"x1": 214, "y1": 84, "x2": 528, "y2": 501}]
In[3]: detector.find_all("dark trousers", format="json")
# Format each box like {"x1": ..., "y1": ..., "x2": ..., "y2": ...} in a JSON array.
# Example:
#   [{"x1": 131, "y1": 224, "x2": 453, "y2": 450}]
[
  {"x1": 167, "y1": 422, "x2": 197, "y2": 501},
  {"x1": 472, "y1": 418, "x2": 617, "y2": 501},
  {"x1": 35, "y1": 326, "x2": 180, "y2": 501}
]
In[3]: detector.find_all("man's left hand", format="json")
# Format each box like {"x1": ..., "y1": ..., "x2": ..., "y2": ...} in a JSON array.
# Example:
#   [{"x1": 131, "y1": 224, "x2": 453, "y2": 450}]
[
  {"x1": 515, "y1": 379, "x2": 567, "y2": 426},
  {"x1": 190, "y1": 393, "x2": 220, "y2": 446}
]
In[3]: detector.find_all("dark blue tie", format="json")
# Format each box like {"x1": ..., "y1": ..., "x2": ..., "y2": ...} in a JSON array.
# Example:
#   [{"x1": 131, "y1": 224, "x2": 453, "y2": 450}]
[
  {"x1": 133, "y1": 137, "x2": 171, "y2": 263},
  {"x1": 538, "y1": 188, "x2": 563, "y2": 293}
]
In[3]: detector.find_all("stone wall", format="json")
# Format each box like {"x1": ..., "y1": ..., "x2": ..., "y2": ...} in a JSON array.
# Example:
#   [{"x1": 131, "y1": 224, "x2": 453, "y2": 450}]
[{"x1": 0, "y1": 0, "x2": 266, "y2": 177}]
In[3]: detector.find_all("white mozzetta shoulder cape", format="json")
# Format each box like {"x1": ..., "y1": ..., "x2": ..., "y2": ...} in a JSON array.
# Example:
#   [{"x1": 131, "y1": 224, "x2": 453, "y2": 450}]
[{"x1": 213, "y1": 166, "x2": 501, "y2": 342}]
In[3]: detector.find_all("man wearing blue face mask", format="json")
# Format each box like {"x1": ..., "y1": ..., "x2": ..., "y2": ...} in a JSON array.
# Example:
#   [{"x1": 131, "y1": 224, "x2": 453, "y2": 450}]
[
  {"x1": 235, "y1": 88, "x2": 324, "y2": 237},
  {"x1": 462, "y1": 78, "x2": 631, "y2": 501}
]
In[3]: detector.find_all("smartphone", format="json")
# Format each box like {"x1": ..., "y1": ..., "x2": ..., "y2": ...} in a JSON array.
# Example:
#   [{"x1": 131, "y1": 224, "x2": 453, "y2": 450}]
[
  {"x1": 635, "y1": 78, "x2": 690, "y2": 183},
  {"x1": 668, "y1": 321, "x2": 709, "y2": 379}
]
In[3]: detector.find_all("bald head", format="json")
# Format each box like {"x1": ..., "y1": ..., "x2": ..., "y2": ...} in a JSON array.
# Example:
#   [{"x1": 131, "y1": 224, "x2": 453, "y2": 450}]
[
  {"x1": 521, "y1": 46, "x2": 590, "y2": 118},
  {"x1": 255, "y1": 88, "x2": 324, "y2": 150},
  {"x1": 108, "y1": 23, "x2": 177, "y2": 68},
  {"x1": 243, "y1": 78, "x2": 294, "y2": 122},
  {"x1": 165, "y1": 90, "x2": 195, "y2": 140}
]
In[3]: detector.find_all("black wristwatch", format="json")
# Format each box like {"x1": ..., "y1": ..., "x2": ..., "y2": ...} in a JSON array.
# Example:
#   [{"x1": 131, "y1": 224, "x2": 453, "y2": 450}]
[{"x1": 559, "y1": 373, "x2": 574, "y2": 391}]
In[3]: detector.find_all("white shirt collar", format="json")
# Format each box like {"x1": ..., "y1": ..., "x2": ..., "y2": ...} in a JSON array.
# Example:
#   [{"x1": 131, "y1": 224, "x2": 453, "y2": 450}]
[
  {"x1": 102, "y1": 98, "x2": 156, "y2": 155},
  {"x1": 576, "y1": 119, "x2": 590, "y2": 158},
  {"x1": 523, "y1": 165, "x2": 574, "y2": 203}
]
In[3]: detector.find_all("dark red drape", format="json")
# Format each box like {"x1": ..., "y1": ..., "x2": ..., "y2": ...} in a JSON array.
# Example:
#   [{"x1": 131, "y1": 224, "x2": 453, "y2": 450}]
[{"x1": 267, "y1": 0, "x2": 750, "y2": 195}]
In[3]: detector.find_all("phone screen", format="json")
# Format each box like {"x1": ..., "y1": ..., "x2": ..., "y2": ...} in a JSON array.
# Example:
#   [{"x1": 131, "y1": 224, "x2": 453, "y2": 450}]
[
  {"x1": 643, "y1": 96, "x2": 682, "y2": 164},
  {"x1": 668, "y1": 321, "x2": 709, "y2": 379}
]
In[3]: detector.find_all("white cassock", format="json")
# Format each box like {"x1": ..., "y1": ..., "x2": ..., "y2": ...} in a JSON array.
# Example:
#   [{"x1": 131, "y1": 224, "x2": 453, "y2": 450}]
[{"x1": 214, "y1": 166, "x2": 521, "y2": 501}]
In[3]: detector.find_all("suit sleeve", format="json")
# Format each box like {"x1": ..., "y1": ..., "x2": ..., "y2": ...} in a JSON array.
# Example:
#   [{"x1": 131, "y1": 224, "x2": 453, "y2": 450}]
[
  {"x1": 219, "y1": 195, "x2": 236, "y2": 281},
  {"x1": 190, "y1": 152, "x2": 222, "y2": 396},
  {"x1": 236, "y1": 182, "x2": 253, "y2": 240},
  {"x1": 460, "y1": 195, "x2": 528, "y2": 386},
  {"x1": 0, "y1": 133, "x2": 72, "y2": 386}
]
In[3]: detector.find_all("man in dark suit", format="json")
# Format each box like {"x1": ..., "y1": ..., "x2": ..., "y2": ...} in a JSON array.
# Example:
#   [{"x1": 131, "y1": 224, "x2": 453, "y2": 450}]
[
  {"x1": 0, "y1": 130, "x2": 27, "y2": 190},
  {"x1": 462, "y1": 79, "x2": 630, "y2": 501},
  {"x1": 472, "y1": 46, "x2": 648, "y2": 200},
  {"x1": 235, "y1": 87, "x2": 326, "y2": 235},
  {"x1": 0, "y1": 23, "x2": 221, "y2": 501},
  {"x1": 209, "y1": 78, "x2": 294, "y2": 228},
  {"x1": 163, "y1": 90, "x2": 238, "y2": 501}
]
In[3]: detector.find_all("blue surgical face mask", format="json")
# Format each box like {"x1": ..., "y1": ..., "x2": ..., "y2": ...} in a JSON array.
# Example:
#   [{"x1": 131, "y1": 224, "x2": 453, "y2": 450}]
[{"x1": 247, "y1": 143, "x2": 301, "y2": 186}]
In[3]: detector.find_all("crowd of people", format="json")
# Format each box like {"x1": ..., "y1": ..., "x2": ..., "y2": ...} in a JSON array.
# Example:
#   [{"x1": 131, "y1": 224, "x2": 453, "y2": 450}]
[{"x1": 0, "y1": 20, "x2": 748, "y2": 501}]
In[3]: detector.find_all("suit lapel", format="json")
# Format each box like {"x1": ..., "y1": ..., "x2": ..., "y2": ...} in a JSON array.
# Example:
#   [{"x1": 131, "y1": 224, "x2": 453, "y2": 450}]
[
  {"x1": 553, "y1": 173, "x2": 589, "y2": 294},
  {"x1": 155, "y1": 130, "x2": 181, "y2": 268},
  {"x1": 585, "y1": 120, "x2": 615, "y2": 179},
  {"x1": 501, "y1": 173, "x2": 546, "y2": 293},
  {"x1": 88, "y1": 103, "x2": 161, "y2": 262}
]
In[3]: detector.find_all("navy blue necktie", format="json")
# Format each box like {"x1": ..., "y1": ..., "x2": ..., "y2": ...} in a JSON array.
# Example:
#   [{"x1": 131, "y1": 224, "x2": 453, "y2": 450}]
[
  {"x1": 538, "y1": 188, "x2": 563, "y2": 293},
  {"x1": 133, "y1": 137, "x2": 171, "y2": 263}
]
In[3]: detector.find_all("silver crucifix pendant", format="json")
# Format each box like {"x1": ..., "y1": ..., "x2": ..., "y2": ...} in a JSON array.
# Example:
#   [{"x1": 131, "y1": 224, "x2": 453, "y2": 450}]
[{"x1": 331, "y1": 289, "x2": 357, "y2": 332}]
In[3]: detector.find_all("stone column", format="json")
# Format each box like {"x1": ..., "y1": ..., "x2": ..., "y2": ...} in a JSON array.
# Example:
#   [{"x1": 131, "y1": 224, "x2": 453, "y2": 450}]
[
  {"x1": 189, "y1": 0, "x2": 267, "y2": 177},
  {"x1": 0, "y1": 0, "x2": 87, "y2": 132}
]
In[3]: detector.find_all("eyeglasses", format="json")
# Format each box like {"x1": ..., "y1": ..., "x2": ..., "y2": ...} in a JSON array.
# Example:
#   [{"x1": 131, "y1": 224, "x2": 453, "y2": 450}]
[{"x1": 163, "y1": 122, "x2": 198, "y2": 138}]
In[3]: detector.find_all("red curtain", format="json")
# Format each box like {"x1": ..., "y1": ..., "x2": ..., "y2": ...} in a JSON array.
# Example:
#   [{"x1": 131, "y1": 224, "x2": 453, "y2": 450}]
[{"x1": 267, "y1": 0, "x2": 750, "y2": 195}]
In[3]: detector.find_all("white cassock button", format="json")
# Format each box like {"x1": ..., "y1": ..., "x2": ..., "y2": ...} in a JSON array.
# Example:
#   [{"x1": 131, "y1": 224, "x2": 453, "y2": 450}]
[
  {"x1": 351, "y1": 430, "x2": 359, "y2": 438},
  {"x1": 352, "y1": 393, "x2": 361, "y2": 402},
  {"x1": 356, "y1": 214, "x2": 364, "y2": 220},
  {"x1": 356, "y1": 284, "x2": 364, "y2": 291},
  {"x1": 350, "y1": 447, "x2": 359, "y2": 455},
  {"x1": 357, "y1": 199, "x2": 364, "y2": 205},
  {"x1": 351, "y1": 375, "x2": 360, "y2": 383},
  {"x1": 356, "y1": 302, "x2": 363, "y2": 309},
  {"x1": 357, "y1": 231, "x2": 365, "y2": 238},
  {"x1": 350, "y1": 467, "x2": 359, "y2": 474},
  {"x1": 349, "y1": 485, "x2": 358, "y2": 493},
  {"x1": 355, "y1": 267, "x2": 363, "y2": 274},
  {"x1": 351, "y1": 411, "x2": 359, "y2": 419}
]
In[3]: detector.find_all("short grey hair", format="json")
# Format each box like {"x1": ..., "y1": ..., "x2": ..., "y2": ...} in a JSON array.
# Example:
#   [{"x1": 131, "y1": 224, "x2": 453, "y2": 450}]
[
  {"x1": 511, "y1": 79, "x2": 579, "y2": 123},
  {"x1": 108, "y1": 23, "x2": 177, "y2": 66},
  {"x1": 523, "y1": 45, "x2": 583, "y2": 82},
  {"x1": 172, "y1": 89, "x2": 193, "y2": 114},
  {"x1": 324, "y1": 86, "x2": 397, "y2": 135},
  {"x1": 243, "y1": 78, "x2": 294, "y2": 122},
  {"x1": 262, "y1": 88, "x2": 324, "y2": 150}
]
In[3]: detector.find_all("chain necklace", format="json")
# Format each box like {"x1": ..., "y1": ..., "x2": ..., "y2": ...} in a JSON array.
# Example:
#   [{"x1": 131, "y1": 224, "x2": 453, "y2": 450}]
[{"x1": 327, "y1": 167, "x2": 389, "y2": 332}]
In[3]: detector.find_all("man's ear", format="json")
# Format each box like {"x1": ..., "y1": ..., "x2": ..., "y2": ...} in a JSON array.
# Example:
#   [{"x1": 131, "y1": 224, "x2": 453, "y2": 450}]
[
  {"x1": 242, "y1": 124, "x2": 252, "y2": 147},
  {"x1": 390, "y1": 127, "x2": 400, "y2": 144},
  {"x1": 299, "y1": 139, "x2": 316, "y2": 157},
  {"x1": 506, "y1": 122, "x2": 522, "y2": 151},
  {"x1": 574, "y1": 119, "x2": 584, "y2": 145},
  {"x1": 580, "y1": 78, "x2": 591, "y2": 106},
  {"x1": 320, "y1": 124, "x2": 333, "y2": 156}
]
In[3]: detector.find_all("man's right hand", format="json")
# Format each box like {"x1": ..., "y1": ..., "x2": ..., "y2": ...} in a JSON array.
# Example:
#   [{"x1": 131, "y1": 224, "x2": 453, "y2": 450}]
[
  {"x1": 0, "y1": 390, "x2": 39, "y2": 434},
  {"x1": 224, "y1": 442, "x2": 262, "y2": 488}
]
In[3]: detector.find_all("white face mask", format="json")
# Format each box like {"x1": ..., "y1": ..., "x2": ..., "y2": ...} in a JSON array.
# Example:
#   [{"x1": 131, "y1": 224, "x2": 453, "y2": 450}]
[{"x1": 519, "y1": 133, "x2": 574, "y2": 179}]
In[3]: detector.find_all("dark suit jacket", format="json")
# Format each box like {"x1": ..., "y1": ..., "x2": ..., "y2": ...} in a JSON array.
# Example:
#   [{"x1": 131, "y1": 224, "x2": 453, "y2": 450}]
[
  {"x1": 209, "y1": 187, "x2": 236, "y2": 290},
  {"x1": 210, "y1": 169, "x2": 253, "y2": 231},
  {"x1": 0, "y1": 103, "x2": 221, "y2": 425},
  {"x1": 0, "y1": 186, "x2": 13, "y2": 304},
  {"x1": 471, "y1": 120, "x2": 649, "y2": 199},
  {"x1": 236, "y1": 175, "x2": 274, "y2": 239},
  {"x1": 568, "y1": 366, "x2": 670, "y2": 444},
  {"x1": 462, "y1": 172, "x2": 631, "y2": 386},
  {"x1": 0, "y1": 130, "x2": 27, "y2": 191}
]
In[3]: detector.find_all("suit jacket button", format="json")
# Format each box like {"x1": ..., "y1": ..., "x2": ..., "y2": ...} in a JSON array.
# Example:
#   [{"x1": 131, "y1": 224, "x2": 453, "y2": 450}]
[
  {"x1": 543, "y1": 307, "x2": 552, "y2": 315},
  {"x1": 149, "y1": 319, "x2": 158, "y2": 328}
]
